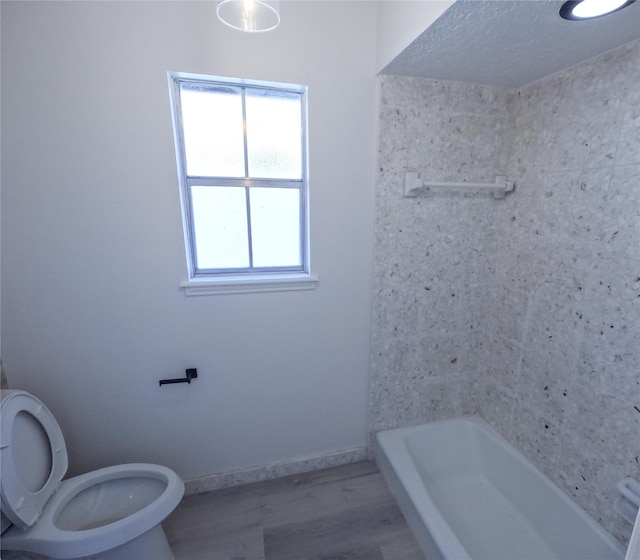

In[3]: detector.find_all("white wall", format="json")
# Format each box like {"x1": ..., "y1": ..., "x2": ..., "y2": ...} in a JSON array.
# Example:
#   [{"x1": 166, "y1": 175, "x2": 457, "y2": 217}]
[
  {"x1": 1, "y1": 1, "x2": 378, "y2": 480},
  {"x1": 376, "y1": 0, "x2": 454, "y2": 72}
]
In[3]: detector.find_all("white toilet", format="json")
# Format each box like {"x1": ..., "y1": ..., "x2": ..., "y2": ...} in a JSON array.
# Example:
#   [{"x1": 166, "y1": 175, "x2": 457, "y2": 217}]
[{"x1": 0, "y1": 390, "x2": 185, "y2": 560}]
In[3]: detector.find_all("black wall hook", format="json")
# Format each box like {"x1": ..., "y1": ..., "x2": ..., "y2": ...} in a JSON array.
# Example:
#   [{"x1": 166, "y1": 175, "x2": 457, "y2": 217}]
[{"x1": 159, "y1": 368, "x2": 198, "y2": 386}]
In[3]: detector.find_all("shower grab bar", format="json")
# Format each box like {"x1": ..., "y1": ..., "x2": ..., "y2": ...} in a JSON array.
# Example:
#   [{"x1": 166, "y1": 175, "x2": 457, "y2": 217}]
[{"x1": 404, "y1": 172, "x2": 514, "y2": 199}]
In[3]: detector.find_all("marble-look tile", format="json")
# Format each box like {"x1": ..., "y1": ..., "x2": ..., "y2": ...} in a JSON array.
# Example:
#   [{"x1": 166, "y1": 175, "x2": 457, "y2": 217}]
[
  {"x1": 454, "y1": 328, "x2": 488, "y2": 375},
  {"x1": 521, "y1": 241, "x2": 593, "y2": 307},
  {"x1": 577, "y1": 306, "x2": 640, "y2": 392},
  {"x1": 372, "y1": 70, "x2": 516, "y2": 444},
  {"x1": 561, "y1": 381, "x2": 640, "y2": 473},
  {"x1": 613, "y1": 42, "x2": 640, "y2": 165},
  {"x1": 617, "y1": 100, "x2": 640, "y2": 165},
  {"x1": 600, "y1": 164, "x2": 640, "y2": 248},
  {"x1": 485, "y1": 284, "x2": 529, "y2": 344},
  {"x1": 506, "y1": 75, "x2": 563, "y2": 176},
  {"x1": 584, "y1": 242, "x2": 640, "y2": 303},
  {"x1": 369, "y1": 373, "x2": 462, "y2": 436},
  {"x1": 424, "y1": 114, "x2": 510, "y2": 182},
  {"x1": 417, "y1": 334, "x2": 463, "y2": 378},
  {"x1": 434, "y1": 80, "x2": 508, "y2": 117},
  {"x1": 508, "y1": 411, "x2": 563, "y2": 474},
  {"x1": 557, "y1": 382, "x2": 640, "y2": 542},
  {"x1": 493, "y1": 237, "x2": 545, "y2": 295},
  {"x1": 523, "y1": 293, "x2": 582, "y2": 365},
  {"x1": 480, "y1": 334, "x2": 522, "y2": 390},
  {"x1": 508, "y1": 167, "x2": 611, "y2": 249},
  {"x1": 416, "y1": 286, "x2": 468, "y2": 336},
  {"x1": 546, "y1": 52, "x2": 624, "y2": 172},
  {"x1": 577, "y1": 240, "x2": 639, "y2": 393},
  {"x1": 516, "y1": 348, "x2": 575, "y2": 425},
  {"x1": 495, "y1": 41, "x2": 640, "y2": 546},
  {"x1": 417, "y1": 377, "x2": 463, "y2": 423},
  {"x1": 462, "y1": 378, "x2": 516, "y2": 438},
  {"x1": 379, "y1": 74, "x2": 439, "y2": 110}
]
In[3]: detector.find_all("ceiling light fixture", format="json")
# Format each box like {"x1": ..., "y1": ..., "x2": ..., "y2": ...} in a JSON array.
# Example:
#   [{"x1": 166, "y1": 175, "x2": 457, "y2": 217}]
[
  {"x1": 216, "y1": 0, "x2": 280, "y2": 32},
  {"x1": 560, "y1": 0, "x2": 636, "y2": 20}
]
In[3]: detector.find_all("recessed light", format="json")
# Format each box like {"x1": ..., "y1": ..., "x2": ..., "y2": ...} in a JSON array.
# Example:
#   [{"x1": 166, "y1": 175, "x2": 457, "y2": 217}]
[{"x1": 560, "y1": 0, "x2": 636, "y2": 20}]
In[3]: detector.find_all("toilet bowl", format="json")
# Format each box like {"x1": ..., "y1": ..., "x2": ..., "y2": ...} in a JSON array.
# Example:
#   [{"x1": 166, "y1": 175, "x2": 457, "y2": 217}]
[{"x1": 0, "y1": 390, "x2": 184, "y2": 559}]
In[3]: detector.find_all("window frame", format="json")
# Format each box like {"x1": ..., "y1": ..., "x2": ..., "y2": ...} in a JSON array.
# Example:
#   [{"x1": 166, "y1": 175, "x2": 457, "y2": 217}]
[{"x1": 168, "y1": 72, "x2": 316, "y2": 295}]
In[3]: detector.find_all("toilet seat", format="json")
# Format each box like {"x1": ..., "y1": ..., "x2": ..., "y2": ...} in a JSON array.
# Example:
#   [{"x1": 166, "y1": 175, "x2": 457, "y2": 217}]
[{"x1": 0, "y1": 390, "x2": 68, "y2": 530}]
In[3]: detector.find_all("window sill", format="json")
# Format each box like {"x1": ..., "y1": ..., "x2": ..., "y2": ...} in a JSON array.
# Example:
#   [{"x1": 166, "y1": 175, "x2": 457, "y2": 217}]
[{"x1": 179, "y1": 274, "x2": 319, "y2": 296}]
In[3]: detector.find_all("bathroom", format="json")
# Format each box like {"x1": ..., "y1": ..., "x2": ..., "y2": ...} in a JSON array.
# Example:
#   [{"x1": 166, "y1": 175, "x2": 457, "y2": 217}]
[{"x1": 1, "y1": 0, "x2": 638, "y2": 558}]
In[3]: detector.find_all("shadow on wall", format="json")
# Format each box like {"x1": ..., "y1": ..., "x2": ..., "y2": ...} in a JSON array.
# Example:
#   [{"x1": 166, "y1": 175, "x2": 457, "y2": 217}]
[{"x1": 1, "y1": 360, "x2": 8, "y2": 389}]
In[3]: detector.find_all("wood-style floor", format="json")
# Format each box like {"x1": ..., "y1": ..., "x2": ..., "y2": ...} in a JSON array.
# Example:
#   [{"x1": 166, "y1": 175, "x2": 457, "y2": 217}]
[{"x1": 163, "y1": 461, "x2": 425, "y2": 560}]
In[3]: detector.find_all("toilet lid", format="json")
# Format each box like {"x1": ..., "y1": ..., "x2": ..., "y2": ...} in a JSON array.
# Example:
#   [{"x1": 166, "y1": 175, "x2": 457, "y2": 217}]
[{"x1": 0, "y1": 390, "x2": 68, "y2": 529}]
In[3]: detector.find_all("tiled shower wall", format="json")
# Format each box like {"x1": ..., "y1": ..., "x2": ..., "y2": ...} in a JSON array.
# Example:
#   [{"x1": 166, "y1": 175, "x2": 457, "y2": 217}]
[
  {"x1": 370, "y1": 39, "x2": 640, "y2": 544},
  {"x1": 492, "y1": 40, "x2": 640, "y2": 543},
  {"x1": 370, "y1": 76, "x2": 511, "y2": 433}
]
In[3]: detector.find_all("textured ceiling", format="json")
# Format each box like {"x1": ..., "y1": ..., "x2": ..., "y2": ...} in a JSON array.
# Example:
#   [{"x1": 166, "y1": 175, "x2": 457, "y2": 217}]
[{"x1": 382, "y1": 0, "x2": 640, "y2": 89}]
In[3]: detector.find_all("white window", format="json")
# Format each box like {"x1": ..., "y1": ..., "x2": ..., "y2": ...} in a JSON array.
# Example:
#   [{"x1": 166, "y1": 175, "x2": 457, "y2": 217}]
[{"x1": 168, "y1": 72, "x2": 315, "y2": 295}]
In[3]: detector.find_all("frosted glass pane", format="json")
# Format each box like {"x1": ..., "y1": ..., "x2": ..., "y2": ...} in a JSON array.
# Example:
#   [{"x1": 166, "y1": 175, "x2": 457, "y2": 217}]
[
  {"x1": 191, "y1": 186, "x2": 249, "y2": 269},
  {"x1": 180, "y1": 85, "x2": 244, "y2": 177},
  {"x1": 246, "y1": 90, "x2": 302, "y2": 179},
  {"x1": 250, "y1": 188, "x2": 301, "y2": 268}
]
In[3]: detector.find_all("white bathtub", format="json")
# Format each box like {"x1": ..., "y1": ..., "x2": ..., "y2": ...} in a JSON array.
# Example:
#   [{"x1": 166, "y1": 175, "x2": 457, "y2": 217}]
[{"x1": 375, "y1": 416, "x2": 625, "y2": 560}]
